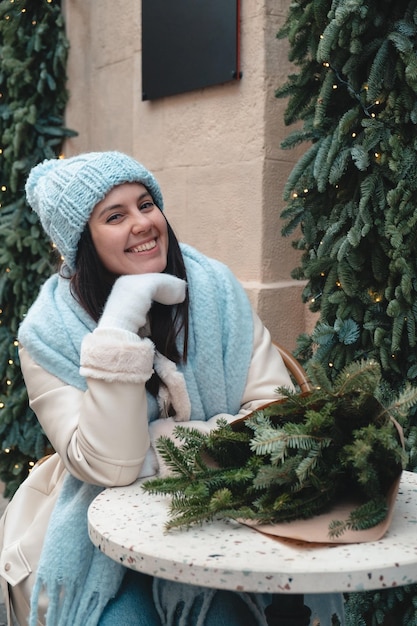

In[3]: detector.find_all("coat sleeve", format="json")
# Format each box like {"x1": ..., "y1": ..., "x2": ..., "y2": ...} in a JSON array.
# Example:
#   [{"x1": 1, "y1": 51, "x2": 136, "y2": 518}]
[
  {"x1": 239, "y1": 310, "x2": 294, "y2": 412},
  {"x1": 19, "y1": 328, "x2": 154, "y2": 487}
]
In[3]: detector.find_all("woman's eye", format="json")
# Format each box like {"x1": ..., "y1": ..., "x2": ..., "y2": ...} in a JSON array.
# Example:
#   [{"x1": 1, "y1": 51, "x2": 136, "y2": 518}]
[
  {"x1": 106, "y1": 213, "x2": 123, "y2": 223},
  {"x1": 140, "y1": 200, "x2": 154, "y2": 211}
]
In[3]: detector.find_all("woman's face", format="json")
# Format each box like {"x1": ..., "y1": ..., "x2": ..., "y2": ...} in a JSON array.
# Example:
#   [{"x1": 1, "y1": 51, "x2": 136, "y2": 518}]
[{"x1": 89, "y1": 182, "x2": 169, "y2": 277}]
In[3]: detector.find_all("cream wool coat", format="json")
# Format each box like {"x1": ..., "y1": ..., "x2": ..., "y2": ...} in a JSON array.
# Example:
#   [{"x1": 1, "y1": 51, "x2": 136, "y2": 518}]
[{"x1": 0, "y1": 311, "x2": 292, "y2": 625}]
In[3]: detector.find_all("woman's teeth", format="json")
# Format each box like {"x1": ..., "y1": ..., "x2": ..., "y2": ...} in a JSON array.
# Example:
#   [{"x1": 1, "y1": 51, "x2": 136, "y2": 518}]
[{"x1": 128, "y1": 240, "x2": 156, "y2": 253}]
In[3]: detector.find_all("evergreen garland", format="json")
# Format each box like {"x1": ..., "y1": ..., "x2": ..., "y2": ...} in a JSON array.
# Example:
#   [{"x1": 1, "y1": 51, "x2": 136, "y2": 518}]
[
  {"x1": 275, "y1": 0, "x2": 417, "y2": 622},
  {"x1": 0, "y1": 0, "x2": 76, "y2": 496},
  {"x1": 276, "y1": 0, "x2": 417, "y2": 443},
  {"x1": 143, "y1": 360, "x2": 414, "y2": 536}
]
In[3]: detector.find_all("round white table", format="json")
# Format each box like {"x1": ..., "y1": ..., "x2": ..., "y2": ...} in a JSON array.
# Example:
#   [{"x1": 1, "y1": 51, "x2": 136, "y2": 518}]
[{"x1": 88, "y1": 471, "x2": 417, "y2": 625}]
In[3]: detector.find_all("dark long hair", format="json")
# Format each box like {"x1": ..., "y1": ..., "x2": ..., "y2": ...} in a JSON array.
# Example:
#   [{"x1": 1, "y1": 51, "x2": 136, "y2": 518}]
[{"x1": 67, "y1": 219, "x2": 189, "y2": 398}]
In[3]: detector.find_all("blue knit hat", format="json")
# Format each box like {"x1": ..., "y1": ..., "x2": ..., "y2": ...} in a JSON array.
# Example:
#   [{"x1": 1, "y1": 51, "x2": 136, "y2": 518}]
[{"x1": 25, "y1": 151, "x2": 164, "y2": 272}]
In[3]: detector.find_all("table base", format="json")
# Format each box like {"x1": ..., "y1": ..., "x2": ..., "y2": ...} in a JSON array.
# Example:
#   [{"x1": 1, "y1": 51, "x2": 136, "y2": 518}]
[{"x1": 264, "y1": 594, "x2": 311, "y2": 626}]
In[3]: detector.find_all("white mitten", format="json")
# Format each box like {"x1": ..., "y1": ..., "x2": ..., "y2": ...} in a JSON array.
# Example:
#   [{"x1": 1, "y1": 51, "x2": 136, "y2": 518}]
[{"x1": 98, "y1": 273, "x2": 187, "y2": 333}]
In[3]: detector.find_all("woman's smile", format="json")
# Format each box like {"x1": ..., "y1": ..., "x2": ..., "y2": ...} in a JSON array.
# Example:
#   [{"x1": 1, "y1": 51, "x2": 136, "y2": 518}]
[{"x1": 126, "y1": 239, "x2": 158, "y2": 253}]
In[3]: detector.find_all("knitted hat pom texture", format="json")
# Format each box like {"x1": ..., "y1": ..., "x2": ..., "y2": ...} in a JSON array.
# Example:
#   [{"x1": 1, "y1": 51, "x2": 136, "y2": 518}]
[{"x1": 25, "y1": 151, "x2": 164, "y2": 272}]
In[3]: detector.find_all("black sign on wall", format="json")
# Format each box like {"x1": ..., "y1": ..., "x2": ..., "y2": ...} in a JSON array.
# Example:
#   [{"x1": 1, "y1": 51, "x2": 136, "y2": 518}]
[{"x1": 142, "y1": 0, "x2": 241, "y2": 101}]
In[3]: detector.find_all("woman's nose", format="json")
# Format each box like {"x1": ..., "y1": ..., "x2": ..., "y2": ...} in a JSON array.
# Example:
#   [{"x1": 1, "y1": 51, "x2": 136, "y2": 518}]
[{"x1": 131, "y1": 213, "x2": 151, "y2": 233}]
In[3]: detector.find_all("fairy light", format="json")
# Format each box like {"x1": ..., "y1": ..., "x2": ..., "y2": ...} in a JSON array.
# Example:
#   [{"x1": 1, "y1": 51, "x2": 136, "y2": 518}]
[
  {"x1": 309, "y1": 292, "x2": 322, "y2": 304},
  {"x1": 322, "y1": 63, "x2": 382, "y2": 118}
]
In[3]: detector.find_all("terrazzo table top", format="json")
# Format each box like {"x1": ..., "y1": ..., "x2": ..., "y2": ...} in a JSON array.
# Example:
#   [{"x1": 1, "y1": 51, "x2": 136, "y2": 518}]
[{"x1": 88, "y1": 470, "x2": 417, "y2": 595}]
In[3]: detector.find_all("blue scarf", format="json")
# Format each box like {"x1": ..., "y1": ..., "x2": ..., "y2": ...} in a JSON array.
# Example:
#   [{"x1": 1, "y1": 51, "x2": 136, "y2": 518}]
[
  {"x1": 19, "y1": 244, "x2": 254, "y2": 625},
  {"x1": 19, "y1": 244, "x2": 253, "y2": 421}
]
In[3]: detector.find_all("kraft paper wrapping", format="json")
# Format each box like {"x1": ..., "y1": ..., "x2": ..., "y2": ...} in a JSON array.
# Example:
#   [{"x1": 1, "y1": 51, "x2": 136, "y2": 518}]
[{"x1": 239, "y1": 474, "x2": 401, "y2": 544}]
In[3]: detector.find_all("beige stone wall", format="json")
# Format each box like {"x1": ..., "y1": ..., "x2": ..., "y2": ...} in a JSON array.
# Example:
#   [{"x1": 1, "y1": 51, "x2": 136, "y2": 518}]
[{"x1": 62, "y1": 0, "x2": 312, "y2": 350}]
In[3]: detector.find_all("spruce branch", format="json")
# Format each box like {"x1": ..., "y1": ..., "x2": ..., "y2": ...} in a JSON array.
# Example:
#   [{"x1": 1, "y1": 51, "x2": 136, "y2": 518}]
[
  {"x1": 143, "y1": 360, "x2": 413, "y2": 536},
  {"x1": 153, "y1": 435, "x2": 198, "y2": 479},
  {"x1": 328, "y1": 497, "x2": 388, "y2": 539}
]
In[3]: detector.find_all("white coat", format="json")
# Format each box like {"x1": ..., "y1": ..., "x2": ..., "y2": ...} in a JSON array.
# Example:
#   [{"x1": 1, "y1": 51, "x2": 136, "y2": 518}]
[{"x1": 0, "y1": 310, "x2": 293, "y2": 625}]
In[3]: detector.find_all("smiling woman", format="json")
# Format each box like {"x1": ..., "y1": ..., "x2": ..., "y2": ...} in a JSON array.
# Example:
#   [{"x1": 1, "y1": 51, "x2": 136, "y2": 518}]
[
  {"x1": 89, "y1": 183, "x2": 169, "y2": 277},
  {"x1": 0, "y1": 151, "x2": 344, "y2": 626}
]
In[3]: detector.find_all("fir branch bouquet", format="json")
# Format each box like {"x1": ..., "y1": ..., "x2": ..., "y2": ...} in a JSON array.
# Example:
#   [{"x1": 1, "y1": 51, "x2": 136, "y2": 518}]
[{"x1": 143, "y1": 360, "x2": 416, "y2": 539}]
